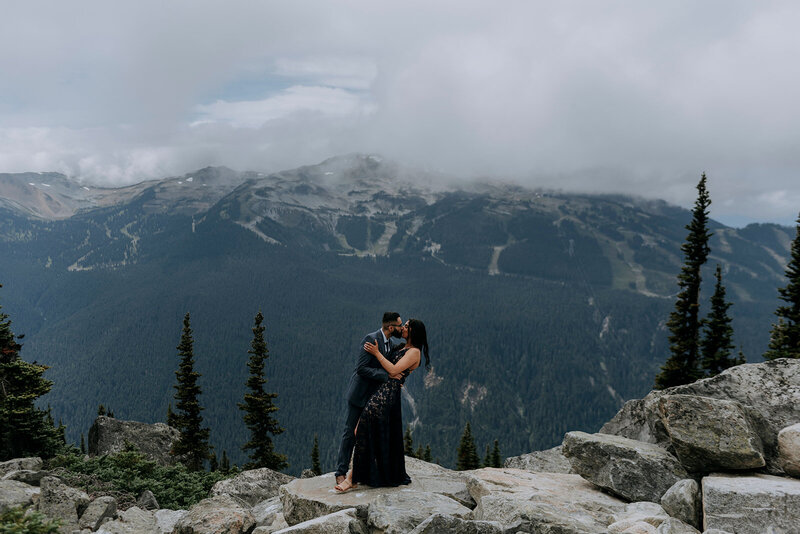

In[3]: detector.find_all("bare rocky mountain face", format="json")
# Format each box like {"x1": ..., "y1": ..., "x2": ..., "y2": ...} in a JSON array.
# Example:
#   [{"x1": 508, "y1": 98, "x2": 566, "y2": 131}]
[{"x1": 2, "y1": 358, "x2": 798, "y2": 533}]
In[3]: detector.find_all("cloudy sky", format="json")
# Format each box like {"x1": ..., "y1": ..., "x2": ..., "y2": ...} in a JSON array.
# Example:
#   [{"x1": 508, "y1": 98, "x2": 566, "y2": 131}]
[{"x1": 2, "y1": 1, "x2": 799, "y2": 225}]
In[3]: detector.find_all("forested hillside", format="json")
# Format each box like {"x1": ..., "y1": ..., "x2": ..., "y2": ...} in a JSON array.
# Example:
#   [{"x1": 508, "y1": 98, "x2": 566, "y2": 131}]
[{"x1": 0, "y1": 155, "x2": 791, "y2": 474}]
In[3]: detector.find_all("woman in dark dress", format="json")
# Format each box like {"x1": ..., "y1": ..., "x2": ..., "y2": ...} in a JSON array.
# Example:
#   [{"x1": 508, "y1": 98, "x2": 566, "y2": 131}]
[{"x1": 335, "y1": 318, "x2": 430, "y2": 492}]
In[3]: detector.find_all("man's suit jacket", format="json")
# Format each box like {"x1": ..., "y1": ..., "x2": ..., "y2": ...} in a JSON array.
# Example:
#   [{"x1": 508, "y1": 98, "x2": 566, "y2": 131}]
[{"x1": 344, "y1": 329, "x2": 397, "y2": 408}]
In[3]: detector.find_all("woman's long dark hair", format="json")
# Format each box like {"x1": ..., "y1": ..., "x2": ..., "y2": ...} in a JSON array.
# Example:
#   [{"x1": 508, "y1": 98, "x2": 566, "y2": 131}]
[{"x1": 407, "y1": 318, "x2": 430, "y2": 370}]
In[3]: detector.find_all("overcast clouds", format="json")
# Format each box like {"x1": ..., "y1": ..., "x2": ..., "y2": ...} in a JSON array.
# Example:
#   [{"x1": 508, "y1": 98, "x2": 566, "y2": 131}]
[{"x1": 2, "y1": 1, "x2": 800, "y2": 225}]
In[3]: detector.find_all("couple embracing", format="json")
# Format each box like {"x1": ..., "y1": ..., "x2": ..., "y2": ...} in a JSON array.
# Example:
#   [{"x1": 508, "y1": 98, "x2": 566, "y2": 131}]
[{"x1": 334, "y1": 312, "x2": 430, "y2": 493}]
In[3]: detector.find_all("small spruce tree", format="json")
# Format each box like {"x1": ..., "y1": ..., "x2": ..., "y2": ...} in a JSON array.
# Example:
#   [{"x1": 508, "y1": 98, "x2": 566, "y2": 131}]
[
  {"x1": 482, "y1": 444, "x2": 491, "y2": 468},
  {"x1": 170, "y1": 313, "x2": 211, "y2": 471},
  {"x1": 404, "y1": 425, "x2": 414, "y2": 457},
  {"x1": 456, "y1": 423, "x2": 480, "y2": 471},
  {"x1": 700, "y1": 265, "x2": 741, "y2": 375},
  {"x1": 238, "y1": 312, "x2": 287, "y2": 470},
  {"x1": 80, "y1": 433, "x2": 86, "y2": 454},
  {"x1": 209, "y1": 452, "x2": 219, "y2": 472},
  {"x1": 491, "y1": 439, "x2": 502, "y2": 468},
  {"x1": 220, "y1": 450, "x2": 230, "y2": 474},
  {"x1": 423, "y1": 445, "x2": 432, "y2": 462},
  {"x1": 765, "y1": 213, "x2": 800, "y2": 360},
  {"x1": 166, "y1": 403, "x2": 176, "y2": 427},
  {"x1": 656, "y1": 174, "x2": 713, "y2": 389},
  {"x1": 415, "y1": 445, "x2": 424, "y2": 460},
  {"x1": 97, "y1": 404, "x2": 106, "y2": 416},
  {"x1": 311, "y1": 434, "x2": 321, "y2": 476}
]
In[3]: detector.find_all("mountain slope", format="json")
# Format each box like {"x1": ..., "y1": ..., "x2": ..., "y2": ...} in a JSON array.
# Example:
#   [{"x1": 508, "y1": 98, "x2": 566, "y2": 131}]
[{"x1": 0, "y1": 154, "x2": 791, "y2": 473}]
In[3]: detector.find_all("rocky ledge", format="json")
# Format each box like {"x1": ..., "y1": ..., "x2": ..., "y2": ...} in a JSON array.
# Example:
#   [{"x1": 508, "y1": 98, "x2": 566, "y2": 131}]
[{"x1": 1, "y1": 358, "x2": 799, "y2": 533}]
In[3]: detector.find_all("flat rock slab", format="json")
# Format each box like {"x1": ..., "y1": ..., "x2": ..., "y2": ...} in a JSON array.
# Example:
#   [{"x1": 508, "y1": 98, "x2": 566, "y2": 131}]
[
  {"x1": 0, "y1": 479, "x2": 39, "y2": 513},
  {"x1": 210, "y1": 467, "x2": 294, "y2": 507},
  {"x1": 408, "y1": 514, "x2": 503, "y2": 534},
  {"x1": 702, "y1": 473, "x2": 800, "y2": 534},
  {"x1": 563, "y1": 431, "x2": 688, "y2": 502},
  {"x1": 658, "y1": 394, "x2": 764, "y2": 472},
  {"x1": 280, "y1": 458, "x2": 472, "y2": 526},
  {"x1": 503, "y1": 445, "x2": 574, "y2": 474},
  {"x1": 367, "y1": 491, "x2": 472, "y2": 534},
  {"x1": 271, "y1": 507, "x2": 365, "y2": 533},
  {"x1": 466, "y1": 467, "x2": 626, "y2": 533}
]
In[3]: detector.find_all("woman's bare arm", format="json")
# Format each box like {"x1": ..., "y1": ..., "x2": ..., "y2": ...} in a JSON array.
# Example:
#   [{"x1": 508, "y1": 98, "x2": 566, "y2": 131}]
[{"x1": 363, "y1": 341, "x2": 420, "y2": 375}]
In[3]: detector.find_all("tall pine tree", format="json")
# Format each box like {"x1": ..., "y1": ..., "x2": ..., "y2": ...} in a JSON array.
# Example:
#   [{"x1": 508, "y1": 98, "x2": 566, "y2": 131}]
[
  {"x1": 490, "y1": 439, "x2": 502, "y2": 468},
  {"x1": 238, "y1": 312, "x2": 287, "y2": 470},
  {"x1": 0, "y1": 284, "x2": 65, "y2": 461},
  {"x1": 404, "y1": 425, "x2": 414, "y2": 457},
  {"x1": 655, "y1": 174, "x2": 712, "y2": 389},
  {"x1": 456, "y1": 422, "x2": 480, "y2": 471},
  {"x1": 701, "y1": 265, "x2": 742, "y2": 375},
  {"x1": 765, "y1": 213, "x2": 800, "y2": 360},
  {"x1": 170, "y1": 313, "x2": 211, "y2": 471}
]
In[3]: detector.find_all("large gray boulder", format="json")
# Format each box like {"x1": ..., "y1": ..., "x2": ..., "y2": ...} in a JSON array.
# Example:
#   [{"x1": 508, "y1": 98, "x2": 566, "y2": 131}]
[
  {"x1": 602, "y1": 358, "x2": 800, "y2": 473},
  {"x1": 660, "y1": 479, "x2": 701, "y2": 529},
  {"x1": 562, "y1": 431, "x2": 688, "y2": 502},
  {"x1": 78, "y1": 496, "x2": 117, "y2": 530},
  {"x1": 466, "y1": 467, "x2": 626, "y2": 533},
  {"x1": 279, "y1": 458, "x2": 472, "y2": 526},
  {"x1": 96, "y1": 506, "x2": 158, "y2": 534},
  {"x1": 209, "y1": 467, "x2": 294, "y2": 507},
  {"x1": 0, "y1": 457, "x2": 42, "y2": 478},
  {"x1": 37, "y1": 475, "x2": 90, "y2": 534},
  {"x1": 607, "y1": 502, "x2": 670, "y2": 532},
  {"x1": 503, "y1": 445, "x2": 574, "y2": 474},
  {"x1": 88, "y1": 416, "x2": 181, "y2": 466},
  {"x1": 2, "y1": 469, "x2": 47, "y2": 485},
  {"x1": 777, "y1": 422, "x2": 800, "y2": 477},
  {"x1": 656, "y1": 518, "x2": 700, "y2": 534},
  {"x1": 367, "y1": 491, "x2": 472, "y2": 534},
  {"x1": 154, "y1": 509, "x2": 188, "y2": 534},
  {"x1": 657, "y1": 395, "x2": 764, "y2": 471},
  {"x1": 408, "y1": 514, "x2": 503, "y2": 534},
  {"x1": 172, "y1": 494, "x2": 256, "y2": 534},
  {"x1": 268, "y1": 507, "x2": 366, "y2": 533},
  {"x1": 0, "y1": 479, "x2": 39, "y2": 513},
  {"x1": 702, "y1": 473, "x2": 800, "y2": 533}
]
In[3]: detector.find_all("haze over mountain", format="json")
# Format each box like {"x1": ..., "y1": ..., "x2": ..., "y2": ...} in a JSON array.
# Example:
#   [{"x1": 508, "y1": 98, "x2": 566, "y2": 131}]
[{"x1": 0, "y1": 154, "x2": 792, "y2": 473}]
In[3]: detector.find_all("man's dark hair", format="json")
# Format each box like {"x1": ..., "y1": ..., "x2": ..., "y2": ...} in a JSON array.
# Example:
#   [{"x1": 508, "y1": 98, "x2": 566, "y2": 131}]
[{"x1": 382, "y1": 312, "x2": 401, "y2": 325}]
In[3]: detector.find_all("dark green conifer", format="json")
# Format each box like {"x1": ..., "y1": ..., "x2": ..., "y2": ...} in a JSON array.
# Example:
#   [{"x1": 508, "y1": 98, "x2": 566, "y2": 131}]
[
  {"x1": 700, "y1": 265, "x2": 740, "y2": 375},
  {"x1": 238, "y1": 312, "x2": 287, "y2": 470},
  {"x1": 209, "y1": 452, "x2": 219, "y2": 472},
  {"x1": 80, "y1": 433, "x2": 86, "y2": 454},
  {"x1": 765, "y1": 213, "x2": 800, "y2": 360},
  {"x1": 311, "y1": 434, "x2": 321, "y2": 476},
  {"x1": 656, "y1": 174, "x2": 712, "y2": 389},
  {"x1": 482, "y1": 444, "x2": 491, "y2": 467},
  {"x1": 423, "y1": 445, "x2": 432, "y2": 462},
  {"x1": 220, "y1": 450, "x2": 230, "y2": 474},
  {"x1": 491, "y1": 439, "x2": 502, "y2": 467},
  {"x1": 0, "y1": 284, "x2": 64, "y2": 461},
  {"x1": 415, "y1": 445, "x2": 424, "y2": 460},
  {"x1": 456, "y1": 422, "x2": 480, "y2": 471},
  {"x1": 170, "y1": 313, "x2": 211, "y2": 471},
  {"x1": 97, "y1": 404, "x2": 106, "y2": 416},
  {"x1": 404, "y1": 425, "x2": 414, "y2": 457},
  {"x1": 166, "y1": 403, "x2": 176, "y2": 427}
]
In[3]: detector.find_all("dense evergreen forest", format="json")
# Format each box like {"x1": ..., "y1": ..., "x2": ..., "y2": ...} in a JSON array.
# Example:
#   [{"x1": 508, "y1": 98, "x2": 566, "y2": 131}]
[{"x1": 0, "y1": 160, "x2": 792, "y2": 475}]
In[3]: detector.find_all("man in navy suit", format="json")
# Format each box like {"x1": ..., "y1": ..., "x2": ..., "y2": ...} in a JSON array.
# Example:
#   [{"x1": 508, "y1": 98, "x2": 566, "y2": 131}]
[{"x1": 335, "y1": 312, "x2": 404, "y2": 486}]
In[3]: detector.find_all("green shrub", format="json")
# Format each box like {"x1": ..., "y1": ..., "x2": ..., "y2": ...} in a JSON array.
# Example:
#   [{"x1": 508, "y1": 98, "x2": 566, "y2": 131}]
[
  {"x1": 46, "y1": 446, "x2": 231, "y2": 510},
  {"x1": 0, "y1": 506, "x2": 60, "y2": 534}
]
